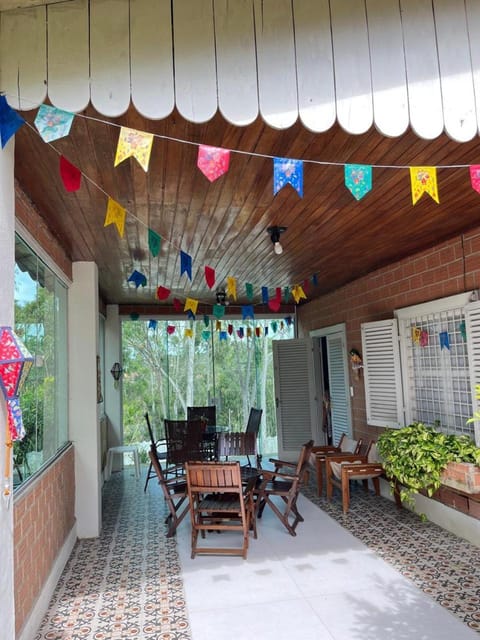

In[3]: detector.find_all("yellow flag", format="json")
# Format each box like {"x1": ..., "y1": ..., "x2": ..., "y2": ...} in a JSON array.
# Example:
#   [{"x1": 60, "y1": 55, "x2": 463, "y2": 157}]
[
  {"x1": 114, "y1": 126, "x2": 154, "y2": 172},
  {"x1": 215, "y1": 320, "x2": 222, "y2": 331},
  {"x1": 184, "y1": 328, "x2": 193, "y2": 338},
  {"x1": 184, "y1": 298, "x2": 198, "y2": 315},
  {"x1": 246, "y1": 327, "x2": 252, "y2": 338},
  {"x1": 226, "y1": 276, "x2": 237, "y2": 301},
  {"x1": 410, "y1": 166, "x2": 439, "y2": 205},
  {"x1": 104, "y1": 198, "x2": 126, "y2": 238},
  {"x1": 412, "y1": 327, "x2": 421, "y2": 345},
  {"x1": 291, "y1": 284, "x2": 307, "y2": 304}
]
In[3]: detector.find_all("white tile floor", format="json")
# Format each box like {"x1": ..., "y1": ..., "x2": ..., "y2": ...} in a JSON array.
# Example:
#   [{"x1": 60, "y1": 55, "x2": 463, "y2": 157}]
[{"x1": 177, "y1": 494, "x2": 479, "y2": 640}]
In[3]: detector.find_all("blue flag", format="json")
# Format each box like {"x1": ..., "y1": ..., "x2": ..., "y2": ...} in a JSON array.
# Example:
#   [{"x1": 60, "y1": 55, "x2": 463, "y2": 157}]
[
  {"x1": 273, "y1": 157, "x2": 303, "y2": 197},
  {"x1": 180, "y1": 251, "x2": 192, "y2": 280},
  {"x1": 0, "y1": 96, "x2": 24, "y2": 148}
]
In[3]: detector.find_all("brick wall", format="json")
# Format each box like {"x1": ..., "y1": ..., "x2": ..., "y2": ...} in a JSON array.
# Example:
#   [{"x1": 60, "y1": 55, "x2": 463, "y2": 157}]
[
  {"x1": 13, "y1": 446, "x2": 76, "y2": 635},
  {"x1": 15, "y1": 182, "x2": 72, "y2": 280},
  {"x1": 297, "y1": 227, "x2": 480, "y2": 518}
]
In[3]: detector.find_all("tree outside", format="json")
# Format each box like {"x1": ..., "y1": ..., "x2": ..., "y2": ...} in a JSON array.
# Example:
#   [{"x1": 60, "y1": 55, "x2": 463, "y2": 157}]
[{"x1": 122, "y1": 317, "x2": 294, "y2": 456}]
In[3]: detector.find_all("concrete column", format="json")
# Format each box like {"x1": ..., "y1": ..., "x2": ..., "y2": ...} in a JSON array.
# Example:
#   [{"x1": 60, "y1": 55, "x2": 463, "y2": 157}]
[
  {"x1": 0, "y1": 138, "x2": 16, "y2": 639},
  {"x1": 105, "y1": 305, "x2": 123, "y2": 450},
  {"x1": 68, "y1": 262, "x2": 101, "y2": 538}
]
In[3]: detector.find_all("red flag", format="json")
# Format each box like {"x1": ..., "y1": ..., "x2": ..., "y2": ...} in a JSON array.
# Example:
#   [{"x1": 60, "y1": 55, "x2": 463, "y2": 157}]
[
  {"x1": 205, "y1": 266, "x2": 215, "y2": 289},
  {"x1": 167, "y1": 325, "x2": 175, "y2": 335},
  {"x1": 268, "y1": 287, "x2": 282, "y2": 312},
  {"x1": 60, "y1": 155, "x2": 81, "y2": 192},
  {"x1": 173, "y1": 298, "x2": 182, "y2": 312},
  {"x1": 228, "y1": 324, "x2": 233, "y2": 335},
  {"x1": 156, "y1": 286, "x2": 170, "y2": 301}
]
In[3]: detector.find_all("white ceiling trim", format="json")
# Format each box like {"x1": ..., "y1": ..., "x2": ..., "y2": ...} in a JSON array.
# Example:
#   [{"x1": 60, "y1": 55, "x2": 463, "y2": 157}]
[{"x1": 0, "y1": 0, "x2": 479, "y2": 140}]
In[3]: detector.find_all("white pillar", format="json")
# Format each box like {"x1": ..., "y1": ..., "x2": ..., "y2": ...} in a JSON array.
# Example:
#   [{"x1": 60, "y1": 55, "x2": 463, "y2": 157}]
[
  {"x1": 105, "y1": 305, "x2": 123, "y2": 450},
  {"x1": 68, "y1": 262, "x2": 101, "y2": 538},
  {"x1": 0, "y1": 138, "x2": 16, "y2": 639}
]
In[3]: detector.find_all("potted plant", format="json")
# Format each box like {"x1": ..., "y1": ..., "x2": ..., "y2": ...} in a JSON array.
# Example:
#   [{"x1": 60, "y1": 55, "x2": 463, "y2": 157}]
[{"x1": 377, "y1": 422, "x2": 480, "y2": 510}]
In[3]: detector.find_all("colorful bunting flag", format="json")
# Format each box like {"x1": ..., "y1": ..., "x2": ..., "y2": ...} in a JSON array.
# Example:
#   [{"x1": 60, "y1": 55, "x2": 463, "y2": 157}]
[
  {"x1": 173, "y1": 298, "x2": 182, "y2": 312},
  {"x1": 273, "y1": 157, "x2": 303, "y2": 197},
  {"x1": 156, "y1": 286, "x2": 170, "y2": 301},
  {"x1": 167, "y1": 325, "x2": 175, "y2": 335},
  {"x1": 312, "y1": 273, "x2": 318, "y2": 286},
  {"x1": 245, "y1": 283, "x2": 254, "y2": 301},
  {"x1": 186, "y1": 310, "x2": 195, "y2": 320},
  {"x1": 283, "y1": 287, "x2": 290, "y2": 302},
  {"x1": 459, "y1": 321, "x2": 467, "y2": 341},
  {"x1": 291, "y1": 284, "x2": 307, "y2": 304},
  {"x1": 184, "y1": 298, "x2": 199, "y2": 315},
  {"x1": 237, "y1": 328, "x2": 244, "y2": 339},
  {"x1": 226, "y1": 276, "x2": 237, "y2": 301},
  {"x1": 247, "y1": 327, "x2": 252, "y2": 338},
  {"x1": 0, "y1": 96, "x2": 24, "y2": 148},
  {"x1": 261, "y1": 287, "x2": 269, "y2": 304},
  {"x1": 216, "y1": 320, "x2": 222, "y2": 331},
  {"x1": 185, "y1": 328, "x2": 193, "y2": 338},
  {"x1": 410, "y1": 166, "x2": 439, "y2": 205},
  {"x1": 228, "y1": 324, "x2": 233, "y2": 335},
  {"x1": 197, "y1": 145, "x2": 230, "y2": 182},
  {"x1": 470, "y1": 165, "x2": 480, "y2": 194},
  {"x1": 205, "y1": 266, "x2": 215, "y2": 289},
  {"x1": 420, "y1": 329, "x2": 429, "y2": 347},
  {"x1": 202, "y1": 330, "x2": 211, "y2": 341},
  {"x1": 344, "y1": 164, "x2": 372, "y2": 201},
  {"x1": 412, "y1": 327, "x2": 421, "y2": 345},
  {"x1": 255, "y1": 327, "x2": 261, "y2": 337},
  {"x1": 268, "y1": 288, "x2": 282, "y2": 312},
  {"x1": 203, "y1": 315, "x2": 210, "y2": 327},
  {"x1": 148, "y1": 229, "x2": 161, "y2": 257},
  {"x1": 148, "y1": 320, "x2": 158, "y2": 331},
  {"x1": 34, "y1": 104, "x2": 74, "y2": 142},
  {"x1": 104, "y1": 198, "x2": 126, "y2": 238},
  {"x1": 219, "y1": 331, "x2": 228, "y2": 341},
  {"x1": 114, "y1": 126, "x2": 153, "y2": 172},
  {"x1": 271, "y1": 321, "x2": 278, "y2": 333},
  {"x1": 242, "y1": 305, "x2": 254, "y2": 320},
  {"x1": 439, "y1": 331, "x2": 450, "y2": 350},
  {"x1": 180, "y1": 251, "x2": 192, "y2": 280},
  {"x1": 127, "y1": 270, "x2": 147, "y2": 288},
  {"x1": 213, "y1": 304, "x2": 225, "y2": 319},
  {"x1": 130, "y1": 313, "x2": 139, "y2": 320},
  {"x1": 59, "y1": 155, "x2": 81, "y2": 192}
]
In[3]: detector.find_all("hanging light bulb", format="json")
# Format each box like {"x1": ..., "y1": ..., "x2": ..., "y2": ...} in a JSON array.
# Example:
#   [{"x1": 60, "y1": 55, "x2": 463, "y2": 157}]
[{"x1": 267, "y1": 226, "x2": 287, "y2": 255}]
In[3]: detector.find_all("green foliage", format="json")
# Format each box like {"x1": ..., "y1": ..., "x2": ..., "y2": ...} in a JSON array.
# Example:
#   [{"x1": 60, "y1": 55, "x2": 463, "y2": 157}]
[{"x1": 378, "y1": 422, "x2": 480, "y2": 509}]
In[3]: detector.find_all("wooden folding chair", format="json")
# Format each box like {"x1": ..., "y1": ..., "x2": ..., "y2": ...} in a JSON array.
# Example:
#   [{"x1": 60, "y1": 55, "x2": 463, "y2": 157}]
[
  {"x1": 144, "y1": 412, "x2": 167, "y2": 492},
  {"x1": 325, "y1": 441, "x2": 384, "y2": 513},
  {"x1": 257, "y1": 440, "x2": 314, "y2": 536},
  {"x1": 148, "y1": 449, "x2": 189, "y2": 537},
  {"x1": 311, "y1": 434, "x2": 363, "y2": 496},
  {"x1": 185, "y1": 461, "x2": 256, "y2": 559}
]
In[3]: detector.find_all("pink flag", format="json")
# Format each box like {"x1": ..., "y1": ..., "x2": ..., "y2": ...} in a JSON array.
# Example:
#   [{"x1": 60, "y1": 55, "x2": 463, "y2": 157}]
[
  {"x1": 470, "y1": 165, "x2": 480, "y2": 194},
  {"x1": 197, "y1": 145, "x2": 230, "y2": 182}
]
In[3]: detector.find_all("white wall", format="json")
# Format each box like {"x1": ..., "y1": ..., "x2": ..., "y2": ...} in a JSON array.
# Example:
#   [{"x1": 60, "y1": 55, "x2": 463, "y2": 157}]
[
  {"x1": 0, "y1": 139, "x2": 16, "y2": 639},
  {"x1": 68, "y1": 261, "x2": 101, "y2": 538}
]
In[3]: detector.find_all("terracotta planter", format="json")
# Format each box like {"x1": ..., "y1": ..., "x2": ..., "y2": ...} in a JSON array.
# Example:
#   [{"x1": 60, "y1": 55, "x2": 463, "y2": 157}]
[{"x1": 440, "y1": 462, "x2": 480, "y2": 494}]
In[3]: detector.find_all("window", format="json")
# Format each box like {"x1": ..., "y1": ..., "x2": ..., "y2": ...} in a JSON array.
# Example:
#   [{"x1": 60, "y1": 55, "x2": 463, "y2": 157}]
[
  {"x1": 13, "y1": 234, "x2": 68, "y2": 487},
  {"x1": 362, "y1": 293, "x2": 479, "y2": 445}
]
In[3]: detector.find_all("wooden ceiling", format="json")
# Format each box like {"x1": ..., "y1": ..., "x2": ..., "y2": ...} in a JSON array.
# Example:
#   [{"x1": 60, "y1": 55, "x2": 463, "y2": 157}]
[{"x1": 13, "y1": 104, "x2": 480, "y2": 312}]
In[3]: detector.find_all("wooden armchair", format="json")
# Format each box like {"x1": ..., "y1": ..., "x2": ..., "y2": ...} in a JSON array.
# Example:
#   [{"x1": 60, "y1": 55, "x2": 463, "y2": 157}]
[
  {"x1": 185, "y1": 461, "x2": 256, "y2": 559},
  {"x1": 325, "y1": 441, "x2": 383, "y2": 513},
  {"x1": 148, "y1": 448, "x2": 189, "y2": 537},
  {"x1": 311, "y1": 433, "x2": 363, "y2": 496},
  {"x1": 256, "y1": 440, "x2": 314, "y2": 536}
]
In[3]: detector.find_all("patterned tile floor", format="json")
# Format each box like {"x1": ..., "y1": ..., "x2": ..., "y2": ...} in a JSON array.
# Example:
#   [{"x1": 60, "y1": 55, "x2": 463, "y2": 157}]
[{"x1": 35, "y1": 467, "x2": 480, "y2": 639}]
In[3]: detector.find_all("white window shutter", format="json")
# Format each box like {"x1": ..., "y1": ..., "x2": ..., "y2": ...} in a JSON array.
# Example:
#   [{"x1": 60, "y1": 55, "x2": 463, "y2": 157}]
[
  {"x1": 464, "y1": 301, "x2": 480, "y2": 445},
  {"x1": 361, "y1": 319, "x2": 403, "y2": 428},
  {"x1": 326, "y1": 333, "x2": 351, "y2": 444}
]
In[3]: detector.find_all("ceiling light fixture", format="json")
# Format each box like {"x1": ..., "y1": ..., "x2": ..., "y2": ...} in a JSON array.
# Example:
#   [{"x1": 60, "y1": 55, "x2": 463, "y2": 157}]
[{"x1": 267, "y1": 226, "x2": 287, "y2": 255}]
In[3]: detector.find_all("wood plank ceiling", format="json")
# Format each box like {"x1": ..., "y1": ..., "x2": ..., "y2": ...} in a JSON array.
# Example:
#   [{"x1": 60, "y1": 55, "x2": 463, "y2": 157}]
[{"x1": 13, "y1": 103, "x2": 480, "y2": 314}]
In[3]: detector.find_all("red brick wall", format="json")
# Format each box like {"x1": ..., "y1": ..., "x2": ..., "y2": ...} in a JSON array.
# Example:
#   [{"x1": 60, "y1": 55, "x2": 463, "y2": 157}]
[
  {"x1": 297, "y1": 227, "x2": 480, "y2": 446},
  {"x1": 13, "y1": 446, "x2": 76, "y2": 635},
  {"x1": 15, "y1": 182, "x2": 72, "y2": 280}
]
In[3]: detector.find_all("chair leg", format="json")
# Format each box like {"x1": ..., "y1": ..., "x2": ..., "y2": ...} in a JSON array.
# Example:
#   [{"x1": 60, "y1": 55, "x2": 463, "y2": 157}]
[
  {"x1": 315, "y1": 457, "x2": 324, "y2": 496},
  {"x1": 341, "y1": 476, "x2": 350, "y2": 514},
  {"x1": 372, "y1": 477, "x2": 380, "y2": 496},
  {"x1": 144, "y1": 462, "x2": 153, "y2": 492}
]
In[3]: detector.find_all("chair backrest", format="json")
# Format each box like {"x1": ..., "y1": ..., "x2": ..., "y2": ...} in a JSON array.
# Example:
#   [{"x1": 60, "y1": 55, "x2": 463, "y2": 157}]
[
  {"x1": 187, "y1": 405, "x2": 216, "y2": 428},
  {"x1": 165, "y1": 418, "x2": 204, "y2": 465},
  {"x1": 339, "y1": 434, "x2": 362, "y2": 454},
  {"x1": 185, "y1": 460, "x2": 243, "y2": 494},
  {"x1": 295, "y1": 440, "x2": 315, "y2": 478},
  {"x1": 217, "y1": 432, "x2": 257, "y2": 459},
  {"x1": 245, "y1": 408, "x2": 262, "y2": 435},
  {"x1": 366, "y1": 441, "x2": 379, "y2": 463}
]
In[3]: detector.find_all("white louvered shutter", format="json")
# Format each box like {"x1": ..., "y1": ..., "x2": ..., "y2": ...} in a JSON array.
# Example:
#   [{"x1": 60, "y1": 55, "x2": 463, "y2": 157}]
[
  {"x1": 361, "y1": 319, "x2": 403, "y2": 428},
  {"x1": 272, "y1": 338, "x2": 318, "y2": 460},
  {"x1": 326, "y1": 333, "x2": 351, "y2": 445},
  {"x1": 465, "y1": 301, "x2": 480, "y2": 446}
]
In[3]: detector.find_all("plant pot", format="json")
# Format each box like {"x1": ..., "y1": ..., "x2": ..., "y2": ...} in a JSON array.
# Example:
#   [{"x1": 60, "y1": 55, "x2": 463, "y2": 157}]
[{"x1": 440, "y1": 462, "x2": 480, "y2": 494}]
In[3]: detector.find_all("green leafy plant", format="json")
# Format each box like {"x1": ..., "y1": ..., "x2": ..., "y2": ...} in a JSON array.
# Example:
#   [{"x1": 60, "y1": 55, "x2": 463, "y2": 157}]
[{"x1": 378, "y1": 422, "x2": 480, "y2": 510}]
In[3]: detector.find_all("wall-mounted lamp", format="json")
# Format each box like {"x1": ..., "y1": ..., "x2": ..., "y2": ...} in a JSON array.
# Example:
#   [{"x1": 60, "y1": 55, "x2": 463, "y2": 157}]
[
  {"x1": 267, "y1": 226, "x2": 287, "y2": 255},
  {"x1": 110, "y1": 362, "x2": 123, "y2": 388},
  {"x1": 216, "y1": 288, "x2": 228, "y2": 306},
  {"x1": 469, "y1": 289, "x2": 479, "y2": 303}
]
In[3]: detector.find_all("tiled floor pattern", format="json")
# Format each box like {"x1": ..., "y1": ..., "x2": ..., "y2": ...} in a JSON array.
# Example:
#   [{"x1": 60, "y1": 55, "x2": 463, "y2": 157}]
[{"x1": 35, "y1": 467, "x2": 480, "y2": 639}]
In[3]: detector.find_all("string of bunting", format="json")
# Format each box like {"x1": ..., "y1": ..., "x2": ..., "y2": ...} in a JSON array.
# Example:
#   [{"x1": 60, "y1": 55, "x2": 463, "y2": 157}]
[{"x1": 2, "y1": 95, "x2": 479, "y2": 321}]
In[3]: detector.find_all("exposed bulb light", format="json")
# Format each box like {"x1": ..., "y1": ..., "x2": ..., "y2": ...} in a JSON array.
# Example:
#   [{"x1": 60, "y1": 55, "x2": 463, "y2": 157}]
[{"x1": 267, "y1": 225, "x2": 287, "y2": 255}]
